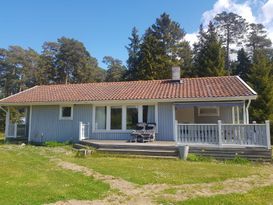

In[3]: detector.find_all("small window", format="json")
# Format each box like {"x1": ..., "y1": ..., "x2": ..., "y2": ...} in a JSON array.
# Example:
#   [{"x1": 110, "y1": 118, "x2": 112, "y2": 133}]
[
  {"x1": 198, "y1": 106, "x2": 219, "y2": 117},
  {"x1": 59, "y1": 106, "x2": 73, "y2": 120}
]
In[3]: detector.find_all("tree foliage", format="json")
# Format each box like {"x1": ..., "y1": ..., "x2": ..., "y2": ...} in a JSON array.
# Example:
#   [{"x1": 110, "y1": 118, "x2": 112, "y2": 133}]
[
  {"x1": 126, "y1": 27, "x2": 141, "y2": 80},
  {"x1": 233, "y1": 48, "x2": 251, "y2": 80},
  {"x1": 127, "y1": 13, "x2": 192, "y2": 80},
  {"x1": 246, "y1": 23, "x2": 272, "y2": 53},
  {"x1": 193, "y1": 22, "x2": 226, "y2": 77},
  {"x1": 103, "y1": 56, "x2": 126, "y2": 82},
  {"x1": 213, "y1": 11, "x2": 247, "y2": 71},
  {"x1": 248, "y1": 50, "x2": 273, "y2": 123}
]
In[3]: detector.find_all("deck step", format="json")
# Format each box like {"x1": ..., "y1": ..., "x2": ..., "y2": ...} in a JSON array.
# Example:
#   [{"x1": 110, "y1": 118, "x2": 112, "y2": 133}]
[
  {"x1": 73, "y1": 143, "x2": 90, "y2": 150},
  {"x1": 97, "y1": 148, "x2": 178, "y2": 156}
]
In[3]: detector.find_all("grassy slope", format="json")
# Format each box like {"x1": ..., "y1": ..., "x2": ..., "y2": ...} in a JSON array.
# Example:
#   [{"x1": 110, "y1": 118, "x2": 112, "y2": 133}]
[
  {"x1": 61, "y1": 153, "x2": 264, "y2": 185},
  {"x1": 0, "y1": 146, "x2": 109, "y2": 205},
  {"x1": 162, "y1": 185, "x2": 273, "y2": 205}
]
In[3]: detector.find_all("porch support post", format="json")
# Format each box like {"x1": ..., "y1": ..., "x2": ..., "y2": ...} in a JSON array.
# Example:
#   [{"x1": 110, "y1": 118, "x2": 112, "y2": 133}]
[
  {"x1": 218, "y1": 120, "x2": 222, "y2": 147},
  {"x1": 5, "y1": 107, "x2": 10, "y2": 139},
  {"x1": 138, "y1": 105, "x2": 143, "y2": 123},
  {"x1": 265, "y1": 120, "x2": 271, "y2": 149},
  {"x1": 243, "y1": 102, "x2": 246, "y2": 124},
  {"x1": 246, "y1": 100, "x2": 251, "y2": 124},
  {"x1": 232, "y1": 106, "x2": 235, "y2": 124},
  {"x1": 236, "y1": 106, "x2": 240, "y2": 124},
  {"x1": 28, "y1": 105, "x2": 32, "y2": 142},
  {"x1": 106, "y1": 106, "x2": 110, "y2": 131}
]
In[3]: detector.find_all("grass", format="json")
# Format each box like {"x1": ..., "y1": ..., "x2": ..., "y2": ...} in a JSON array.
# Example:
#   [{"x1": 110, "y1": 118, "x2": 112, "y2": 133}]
[
  {"x1": 160, "y1": 185, "x2": 273, "y2": 205},
  {"x1": 0, "y1": 131, "x2": 4, "y2": 144},
  {"x1": 59, "y1": 152, "x2": 264, "y2": 185},
  {"x1": 0, "y1": 145, "x2": 110, "y2": 205}
]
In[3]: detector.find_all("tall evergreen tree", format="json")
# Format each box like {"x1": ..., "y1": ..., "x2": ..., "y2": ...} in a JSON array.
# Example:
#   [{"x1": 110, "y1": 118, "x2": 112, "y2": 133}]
[
  {"x1": 137, "y1": 13, "x2": 191, "y2": 79},
  {"x1": 56, "y1": 37, "x2": 99, "y2": 84},
  {"x1": 193, "y1": 22, "x2": 226, "y2": 77},
  {"x1": 103, "y1": 56, "x2": 126, "y2": 82},
  {"x1": 126, "y1": 27, "x2": 141, "y2": 80},
  {"x1": 234, "y1": 48, "x2": 251, "y2": 80},
  {"x1": 246, "y1": 23, "x2": 272, "y2": 53},
  {"x1": 248, "y1": 50, "x2": 273, "y2": 123},
  {"x1": 213, "y1": 12, "x2": 247, "y2": 71}
]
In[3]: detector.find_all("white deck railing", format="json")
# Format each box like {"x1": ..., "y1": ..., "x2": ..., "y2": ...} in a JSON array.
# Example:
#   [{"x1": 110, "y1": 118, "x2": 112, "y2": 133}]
[
  {"x1": 79, "y1": 122, "x2": 90, "y2": 140},
  {"x1": 176, "y1": 120, "x2": 271, "y2": 149}
]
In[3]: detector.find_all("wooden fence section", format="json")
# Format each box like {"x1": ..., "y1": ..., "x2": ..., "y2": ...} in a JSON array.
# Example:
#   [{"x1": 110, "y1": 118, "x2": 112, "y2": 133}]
[{"x1": 176, "y1": 120, "x2": 271, "y2": 149}]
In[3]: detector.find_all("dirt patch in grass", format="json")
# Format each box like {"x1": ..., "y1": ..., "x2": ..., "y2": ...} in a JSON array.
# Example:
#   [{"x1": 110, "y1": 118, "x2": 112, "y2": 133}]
[{"x1": 47, "y1": 154, "x2": 273, "y2": 205}]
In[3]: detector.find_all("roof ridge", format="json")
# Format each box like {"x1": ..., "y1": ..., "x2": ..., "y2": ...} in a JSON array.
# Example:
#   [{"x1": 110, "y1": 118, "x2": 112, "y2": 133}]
[{"x1": 30, "y1": 75, "x2": 238, "y2": 88}]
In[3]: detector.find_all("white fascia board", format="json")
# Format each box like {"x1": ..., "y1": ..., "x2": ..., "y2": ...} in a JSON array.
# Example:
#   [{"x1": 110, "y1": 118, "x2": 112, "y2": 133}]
[
  {"x1": 236, "y1": 76, "x2": 257, "y2": 95},
  {"x1": 0, "y1": 95, "x2": 257, "y2": 106}
]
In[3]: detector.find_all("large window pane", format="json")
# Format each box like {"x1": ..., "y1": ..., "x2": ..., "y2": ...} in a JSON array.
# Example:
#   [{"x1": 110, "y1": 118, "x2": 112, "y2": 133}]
[
  {"x1": 111, "y1": 107, "x2": 122, "y2": 130},
  {"x1": 127, "y1": 106, "x2": 138, "y2": 129},
  {"x1": 143, "y1": 105, "x2": 155, "y2": 123},
  {"x1": 95, "y1": 106, "x2": 106, "y2": 129}
]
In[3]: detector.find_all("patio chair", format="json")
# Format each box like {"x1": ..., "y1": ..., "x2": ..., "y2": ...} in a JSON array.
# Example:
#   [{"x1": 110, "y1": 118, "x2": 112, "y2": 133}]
[
  {"x1": 130, "y1": 122, "x2": 156, "y2": 143},
  {"x1": 130, "y1": 123, "x2": 146, "y2": 142}
]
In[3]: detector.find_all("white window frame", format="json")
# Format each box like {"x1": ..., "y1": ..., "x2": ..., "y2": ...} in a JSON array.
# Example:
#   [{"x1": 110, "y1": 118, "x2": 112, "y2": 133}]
[
  {"x1": 59, "y1": 105, "x2": 73, "y2": 120},
  {"x1": 198, "y1": 106, "x2": 220, "y2": 117},
  {"x1": 92, "y1": 103, "x2": 158, "y2": 132}
]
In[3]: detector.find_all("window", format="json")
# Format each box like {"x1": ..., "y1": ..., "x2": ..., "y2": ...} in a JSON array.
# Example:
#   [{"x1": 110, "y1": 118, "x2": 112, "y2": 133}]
[
  {"x1": 126, "y1": 106, "x2": 138, "y2": 129},
  {"x1": 59, "y1": 106, "x2": 73, "y2": 120},
  {"x1": 143, "y1": 105, "x2": 155, "y2": 123},
  {"x1": 95, "y1": 106, "x2": 106, "y2": 129},
  {"x1": 111, "y1": 106, "x2": 122, "y2": 130},
  {"x1": 198, "y1": 106, "x2": 219, "y2": 117}
]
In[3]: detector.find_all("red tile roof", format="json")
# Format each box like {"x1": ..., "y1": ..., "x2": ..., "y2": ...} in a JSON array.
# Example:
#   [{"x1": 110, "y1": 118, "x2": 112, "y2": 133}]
[{"x1": 0, "y1": 76, "x2": 256, "y2": 105}]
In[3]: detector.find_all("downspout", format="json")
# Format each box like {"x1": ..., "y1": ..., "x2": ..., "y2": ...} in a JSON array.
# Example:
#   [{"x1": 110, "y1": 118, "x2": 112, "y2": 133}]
[{"x1": 246, "y1": 100, "x2": 251, "y2": 124}]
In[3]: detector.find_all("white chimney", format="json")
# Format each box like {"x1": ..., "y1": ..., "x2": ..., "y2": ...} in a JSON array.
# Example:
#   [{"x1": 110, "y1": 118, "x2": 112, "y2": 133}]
[{"x1": 172, "y1": 66, "x2": 181, "y2": 82}]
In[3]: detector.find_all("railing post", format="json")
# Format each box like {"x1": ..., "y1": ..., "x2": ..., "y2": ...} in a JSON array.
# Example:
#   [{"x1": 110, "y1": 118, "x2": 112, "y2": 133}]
[
  {"x1": 14, "y1": 123, "x2": 17, "y2": 138},
  {"x1": 265, "y1": 120, "x2": 271, "y2": 149},
  {"x1": 79, "y1": 122, "x2": 83, "y2": 141},
  {"x1": 218, "y1": 120, "x2": 222, "y2": 147},
  {"x1": 174, "y1": 120, "x2": 178, "y2": 142}
]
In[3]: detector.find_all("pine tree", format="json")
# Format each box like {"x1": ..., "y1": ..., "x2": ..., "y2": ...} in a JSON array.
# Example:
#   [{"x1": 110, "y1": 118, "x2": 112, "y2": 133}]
[
  {"x1": 214, "y1": 12, "x2": 247, "y2": 71},
  {"x1": 248, "y1": 50, "x2": 273, "y2": 123},
  {"x1": 193, "y1": 22, "x2": 226, "y2": 77},
  {"x1": 137, "y1": 13, "x2": 191, "y2": 80},
  {"x1": 56, "y1": 37, "x2": 100, "y2": 84},
  {"x1": 234, "y1": 48, "x2": 251, "y2": 80},
  {"x1": 126, "y1": 27, "x2": 141, "y2": 80},
  {"x1": 103, "y1": 56, "x2": 126, "y2": 82},
  {"x1": 246, "y1": 23, "x2": 272, "y2": 53}
]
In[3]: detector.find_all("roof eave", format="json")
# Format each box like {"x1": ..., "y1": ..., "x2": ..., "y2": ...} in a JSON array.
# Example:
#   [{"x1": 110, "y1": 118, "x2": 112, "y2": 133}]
[{"x1": 0, "y1": 95, "x2": 257, "y2": 106}]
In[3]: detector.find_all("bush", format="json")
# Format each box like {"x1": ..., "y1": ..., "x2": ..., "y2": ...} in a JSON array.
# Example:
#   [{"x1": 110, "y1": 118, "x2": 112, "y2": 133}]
[
  {"x1": 44, "y1": 141, "x2": 71, "y2": 147},
  {"x1": 187, "y1": 153, "x2": 214, "y2": 162},
  {"x1": 226, "y1": 156, "x2": 250, "y2": 165}
]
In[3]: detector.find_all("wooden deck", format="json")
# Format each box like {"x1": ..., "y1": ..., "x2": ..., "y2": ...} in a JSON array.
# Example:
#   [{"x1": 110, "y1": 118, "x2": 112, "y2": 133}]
[{"x1": 79, "y1": 140, "x2": 272, "y2": 161}]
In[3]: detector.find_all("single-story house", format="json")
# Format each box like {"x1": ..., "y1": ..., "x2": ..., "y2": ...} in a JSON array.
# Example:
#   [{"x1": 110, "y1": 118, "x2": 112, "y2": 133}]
[{"x1": 0, "y1": 67, "x2": 271, "y2": 150}]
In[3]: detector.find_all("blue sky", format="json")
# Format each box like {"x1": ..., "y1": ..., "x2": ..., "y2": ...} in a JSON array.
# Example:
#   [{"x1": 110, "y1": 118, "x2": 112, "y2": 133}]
[{"x1": 0, "y1": 0, "x2": 272, "y2": 68}]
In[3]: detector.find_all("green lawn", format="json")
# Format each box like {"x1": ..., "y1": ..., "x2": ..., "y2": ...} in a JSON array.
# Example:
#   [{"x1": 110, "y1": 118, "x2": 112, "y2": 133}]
[
  {"x1": 161, "y1": 185, "x2": 273, "y2": 205},
  {"x1": 1, "y1": 144, "x2": 272, "y2": 205},
  {"x1": 59, "y1": 152, "x2": 265, "y2": 185},
  {"x1": 0, "y1": 145, "x2": 109, "y2": 205}
]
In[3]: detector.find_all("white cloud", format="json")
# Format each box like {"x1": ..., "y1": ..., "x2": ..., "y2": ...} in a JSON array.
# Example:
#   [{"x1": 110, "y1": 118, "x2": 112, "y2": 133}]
[
  {"x1": 186, "y1": 0, "x2": 273, "y2": 48},
  {"x1": 202, "y1": 0, "x2": 256, "y2": 26},
  {"x1": 261, "y1": 0, "x2": 273, "y2": 24},
  {"x1": 185, "y1": 32, "x2": 198, "y2": 47}
]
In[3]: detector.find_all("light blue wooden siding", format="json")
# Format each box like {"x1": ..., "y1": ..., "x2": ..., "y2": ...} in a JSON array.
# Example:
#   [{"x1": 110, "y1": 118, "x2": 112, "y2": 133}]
[
  {"x1": 29, "y1": 102, "x2": 175, "y2": 142},
  {"x1": 91, "y1": 132, "x2": 131, "y2": 140},
  {"x1": 30, "y1": 104, "x2": 92, "y2": 142},
  {"x1": 157, "y1": 102, "x2": 174, "y2": 141}
]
